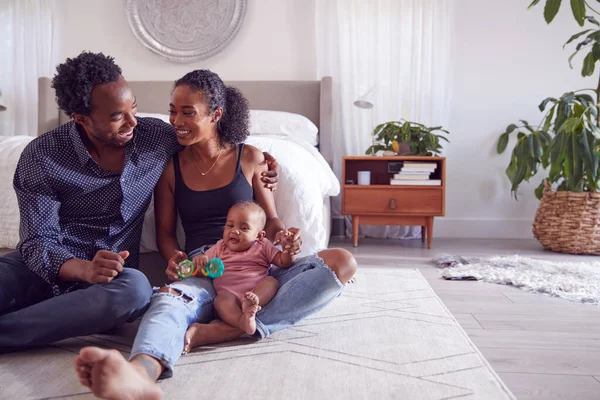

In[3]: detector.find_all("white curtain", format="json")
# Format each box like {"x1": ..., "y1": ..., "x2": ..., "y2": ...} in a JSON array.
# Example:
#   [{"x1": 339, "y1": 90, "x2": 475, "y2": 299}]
[
  {"x1": 316, "y1": 0, "x2": 453, "y2": 239},
  {"x1": 0, "y1": 0, "x2": 58, "y2": 137}
]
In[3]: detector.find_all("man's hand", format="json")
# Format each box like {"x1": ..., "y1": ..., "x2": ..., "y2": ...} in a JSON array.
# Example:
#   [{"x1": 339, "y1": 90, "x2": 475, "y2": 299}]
[
  {"x1": 82, "y1": 250, "x2": 129, "y2": 284},
  {"x1": 261, "y1": 152, "x2": 279, "y2": 192},
  {"x1": 166, "y1": 250, "x2": 188, "y2": 281},
  {"x1": 274, "y1": 227, "x2": 302, "y2": 255},
  {"x1": 192, "y1": 254, "x2": 209, "y2": 273}
]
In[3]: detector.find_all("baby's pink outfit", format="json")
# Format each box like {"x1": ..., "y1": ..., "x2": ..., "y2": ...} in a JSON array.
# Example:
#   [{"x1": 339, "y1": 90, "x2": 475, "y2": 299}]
[{"x1": 205, "y1": 239, "x2": 279, "y2": 302}]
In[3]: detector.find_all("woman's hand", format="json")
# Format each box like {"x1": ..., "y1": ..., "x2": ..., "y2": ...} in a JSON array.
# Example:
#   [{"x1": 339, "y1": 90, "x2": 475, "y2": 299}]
[
  {"x1": 166, "y1": 250, "x2": 188, "y2": 281},
  {"x1": 261, "y1": 152, "x2": 278, "y2": 192},
  {"x1": 274, "y1": 228, "x2": 302, "y2": 255}
]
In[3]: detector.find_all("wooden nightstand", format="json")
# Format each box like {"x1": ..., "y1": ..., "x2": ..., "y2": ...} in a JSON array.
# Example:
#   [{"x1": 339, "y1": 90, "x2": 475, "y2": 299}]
[{"x1": 342, "y1": 156, "x2": 446, "y2": 248}]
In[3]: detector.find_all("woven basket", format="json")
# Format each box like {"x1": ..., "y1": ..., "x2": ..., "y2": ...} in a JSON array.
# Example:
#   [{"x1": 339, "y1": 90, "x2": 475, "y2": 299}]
[{"x1": 532, "y1": 180, "x2": 600, "y2": 255}]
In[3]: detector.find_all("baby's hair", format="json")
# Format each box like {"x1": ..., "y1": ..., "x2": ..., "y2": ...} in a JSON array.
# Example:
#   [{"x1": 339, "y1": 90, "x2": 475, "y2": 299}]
[{"x1": 232, "y1": 201, "x2": 267, "y2": 229}]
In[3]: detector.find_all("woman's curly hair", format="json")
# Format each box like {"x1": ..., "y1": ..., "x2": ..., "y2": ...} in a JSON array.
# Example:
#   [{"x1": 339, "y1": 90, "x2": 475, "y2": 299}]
[
  {"x1": 51, "y1": 51, "x2": 122, "y2": 116},
  {"x1": 174, "y1": 70, "x2": 250, "y2": 146}
]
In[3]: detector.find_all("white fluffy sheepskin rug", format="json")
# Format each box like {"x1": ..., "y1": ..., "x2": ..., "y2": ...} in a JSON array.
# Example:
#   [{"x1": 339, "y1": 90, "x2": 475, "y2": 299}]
[{"x1": 433, "y1": 255, "x2": 600, "y2": 304}]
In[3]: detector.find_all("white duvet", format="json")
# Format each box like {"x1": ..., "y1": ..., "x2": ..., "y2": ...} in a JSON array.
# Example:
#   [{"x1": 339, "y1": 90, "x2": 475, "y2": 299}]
[{"x1": 0, "y1": 135, "x2": 339, "y2": 258}]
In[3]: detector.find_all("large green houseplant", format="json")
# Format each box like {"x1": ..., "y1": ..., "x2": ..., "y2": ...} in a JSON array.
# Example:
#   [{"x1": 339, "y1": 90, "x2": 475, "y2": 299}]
[
  {"x1": 497, "y1": 0, "x2": 600, "y2": 200},
  {"x1": 365, "y1": 119, "x2": 449, "y2": 156}
]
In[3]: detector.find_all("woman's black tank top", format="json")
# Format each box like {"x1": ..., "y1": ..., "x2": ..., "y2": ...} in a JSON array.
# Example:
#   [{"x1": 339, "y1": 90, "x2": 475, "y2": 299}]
[{"x1": 174, "y1": 144, "x2": 254, "y2": 254}]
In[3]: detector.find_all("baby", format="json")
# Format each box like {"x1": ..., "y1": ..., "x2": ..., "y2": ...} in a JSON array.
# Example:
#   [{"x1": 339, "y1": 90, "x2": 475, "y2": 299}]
[{"x1": 193, "y1": 201, "x2": 299, "y2": 335}]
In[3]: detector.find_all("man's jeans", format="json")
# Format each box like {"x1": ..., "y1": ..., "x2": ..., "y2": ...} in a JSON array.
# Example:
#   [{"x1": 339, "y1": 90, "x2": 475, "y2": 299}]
[
  {"x1": 130, "y1": 253, "x2": 344, "y2": 378},
  {"x1": 0, "y1": 251, "x2": 152, "y2": 351}
]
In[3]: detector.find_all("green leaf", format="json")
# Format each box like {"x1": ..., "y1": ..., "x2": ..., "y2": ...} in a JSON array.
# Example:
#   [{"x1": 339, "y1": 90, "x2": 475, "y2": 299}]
[
  {"x1": 579, "y1": 128, "x2": 596, "y2": 182},
  {"x1": 586, "y1": 16, "x2": 600, "y2": 26},
  {"x1": 505, "y1": 123, "x2": 518, "y2": 134},
  {"x1": 543, "y1": 107, "x2": 555, "y2": 131},
  {"x1": 539, "y1": 130, "x2": 553, "y2": 144},
  {"x1": 594, "y1": 42, "x2": 600, "y2": 60},
  {"x1": 550, "y1": 132, "x2": 566, "y2": 180},
  {"x1": 497, "y1": 133, "x2": 509, "y2": 154},
  {"x1": 532, "y1": 134, "x2": 544, "y2": 158},
  {"x1": 558, "y1": 180, "x2": 568, "y2": 191},
  {"x1": 534, "y1": 181, "x2": 546, "y2": 199},
  {"x1": 513, "y1": 143, "x2": 528, "y2": 193},
  {"x1": 564, "y1": 29, "x2": 593, "y2": 48},
  {"x1": 560, "y1": 117, "x2": 581, "y2": 133},
  {"x1": 576, "y1": 94, "x2": 595, "y2": 104},
  {"x1": 582, "y1": 50, "x2": 596, "y2": 76},
  {"x1": 539, "y1": 98, "x2": 549, "y2": 112},
  {"x1": 570, "y1": 0, "x2": 586, "y2": 26},
  {"x1": 554, "y1": 101, "x2": 571, "y2": 131},
  {"x1": 587, "y1": 31, "x2": 600, "y2": 41},
  {"x1": 544, "y1": 0, "x2": 562, "y2": 23},
  {"x1": 574, "y1": 102, "x2": 587, "y2": 117},
  {"x1": 506, "y1": 161, "x2": 518, "y2": 184},
  {"x1": 517, "y1": 131, "x2": 527, "y2": 140},
  {"x1": 528, "y1": 0, "x2": 542, "y2": 9},
  {"x1": 564, "y1": 134, "x2": 573, "y2": 179},
  {"x1": 569, "y1": 48, "x2": 581, "y2": 68},
  {"x1": 571, "y1": 133, "x2": 584, "y2": 189},
  {"x1": 520, "y1": 120, "x2": 535, "y2": 132}
]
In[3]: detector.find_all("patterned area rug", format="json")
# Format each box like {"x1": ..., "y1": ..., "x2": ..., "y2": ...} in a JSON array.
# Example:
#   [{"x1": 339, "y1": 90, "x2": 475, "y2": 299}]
[
  {"x1": 0, "y1": 268, "x2": 514, "y2": 400},
  {"x1": 434, "y1": 255, "x2": 600, "y2": 305}
]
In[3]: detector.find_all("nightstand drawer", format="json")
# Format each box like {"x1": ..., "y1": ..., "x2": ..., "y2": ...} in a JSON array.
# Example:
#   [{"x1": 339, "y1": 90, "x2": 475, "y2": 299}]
[{"x1": 344, "y1": 188, "x2": 442, "y2": 215}]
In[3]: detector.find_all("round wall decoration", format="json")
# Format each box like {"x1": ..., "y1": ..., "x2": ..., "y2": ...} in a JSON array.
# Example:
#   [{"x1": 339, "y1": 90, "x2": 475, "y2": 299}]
[{"x1": 125, "y1": 0, "x2": 247, "y2": 63}]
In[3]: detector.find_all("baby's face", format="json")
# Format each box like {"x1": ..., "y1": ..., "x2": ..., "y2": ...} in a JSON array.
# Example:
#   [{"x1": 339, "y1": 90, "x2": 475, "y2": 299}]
[{"x1": 223, "y1": 207, "x2": 264, "y2": 252}]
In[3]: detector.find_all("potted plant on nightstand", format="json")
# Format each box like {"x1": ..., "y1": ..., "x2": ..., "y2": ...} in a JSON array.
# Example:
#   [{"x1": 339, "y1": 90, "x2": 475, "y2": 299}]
[
  {"x1": 497, "y1": 0, "x2": 600, "y2": 254},
  {"x1": 365, "y1": 119, "x2": 450, "y2": 156}
]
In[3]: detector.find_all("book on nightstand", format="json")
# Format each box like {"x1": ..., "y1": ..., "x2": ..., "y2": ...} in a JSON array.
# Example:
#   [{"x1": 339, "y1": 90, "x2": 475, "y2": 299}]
[
  {"x1": 393, "y1": 173, "x2": 431, "y2": 180},
  {"x1": 390, "y1": 179, "x2": 442, "y2": 186}
]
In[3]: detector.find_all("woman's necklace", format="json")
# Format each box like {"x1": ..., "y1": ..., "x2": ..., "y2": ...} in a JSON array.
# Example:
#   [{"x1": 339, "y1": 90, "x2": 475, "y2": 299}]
[{"x1": 190, "y1": 146, "x2": 224, "y2": 176}]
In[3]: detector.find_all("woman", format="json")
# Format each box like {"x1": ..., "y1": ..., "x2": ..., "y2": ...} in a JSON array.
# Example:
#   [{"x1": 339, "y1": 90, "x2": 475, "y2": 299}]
[{"x1": 74, "y1": 70, "x2": 357, "y2": 399}]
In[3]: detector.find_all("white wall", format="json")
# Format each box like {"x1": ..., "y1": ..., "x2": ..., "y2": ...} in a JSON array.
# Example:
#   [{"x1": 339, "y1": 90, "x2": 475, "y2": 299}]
[
  {"x1": 55, "y1": 0, "x2": 316, "y2": 81},
  {"x1": 437, "y1": 0, "x2": 593, "y2": 239}
]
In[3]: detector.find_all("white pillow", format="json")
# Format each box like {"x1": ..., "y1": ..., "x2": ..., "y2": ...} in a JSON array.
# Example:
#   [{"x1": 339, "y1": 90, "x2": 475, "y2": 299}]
[
  {"x1": 136, "y1": 111, "x2": 320, "y2": 147},
  {"x1": 136, "y1": 112, "x2": 170, "y2": 124},
  {"x1": 249, "y1": 110, "x2": 319, "y2": 146}
]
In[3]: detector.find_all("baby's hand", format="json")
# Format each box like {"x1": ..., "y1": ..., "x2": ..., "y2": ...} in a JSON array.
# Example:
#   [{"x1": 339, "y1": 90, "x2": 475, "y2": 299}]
[
  {"x1": 193, "y1": 254, "x2": 209, "y2": 273},
  {"x1": 275, "y1": 228, "x2": 302, "y2": 255}
]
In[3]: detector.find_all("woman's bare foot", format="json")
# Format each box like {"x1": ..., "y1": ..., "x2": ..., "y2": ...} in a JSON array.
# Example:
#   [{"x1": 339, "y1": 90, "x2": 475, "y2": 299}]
[
  {"x1": 183, "y1": 323, "x2": 205, "y2": 354},
  {"x1": 74, "y1": 346, "x2": 162, "y2": 400},
  {"x1": 239, "y1": 292, "x2": 261, "y2": 335}
]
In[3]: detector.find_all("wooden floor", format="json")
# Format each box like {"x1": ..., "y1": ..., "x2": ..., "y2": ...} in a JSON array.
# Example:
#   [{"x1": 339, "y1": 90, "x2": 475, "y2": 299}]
[{"x1": 330, "y1": 237, "x2": 600, "y2": 400}]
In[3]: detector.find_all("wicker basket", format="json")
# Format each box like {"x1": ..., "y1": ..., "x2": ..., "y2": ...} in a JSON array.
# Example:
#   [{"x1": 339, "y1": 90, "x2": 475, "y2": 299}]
[{"x1": 532, "y1": 180, "x2": 600, "y2": 254}]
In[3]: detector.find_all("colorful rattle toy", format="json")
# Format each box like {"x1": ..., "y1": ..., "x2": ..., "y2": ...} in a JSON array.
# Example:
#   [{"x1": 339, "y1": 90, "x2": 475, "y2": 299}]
[
  {"x1": 201, "y1": 258, "x2": 225, "y2": 278},
  {"x1": 177, "y1": 258, "x2": 225, "y2": 279}
]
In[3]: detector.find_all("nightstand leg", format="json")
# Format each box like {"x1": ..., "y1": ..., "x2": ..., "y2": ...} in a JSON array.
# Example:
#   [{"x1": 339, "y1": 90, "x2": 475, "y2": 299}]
[
  {"x1": 421, "y1": 226, "x2": 426, "y2": 243},
  {"x1": 352, "y1": 215, "x2": 359, "y2": 247},
  {"x1": 426, "y1": 217, "x2": 434, "y2": 249}
]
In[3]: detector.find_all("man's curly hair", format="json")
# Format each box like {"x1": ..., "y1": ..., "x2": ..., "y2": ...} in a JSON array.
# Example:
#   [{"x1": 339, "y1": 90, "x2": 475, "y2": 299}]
[
  {"x1": 51, "y1": 51, "x2": 122, "y2": 116},
  {"x1": 174, "y1": 70, "x2": 250, "y2": 146}
]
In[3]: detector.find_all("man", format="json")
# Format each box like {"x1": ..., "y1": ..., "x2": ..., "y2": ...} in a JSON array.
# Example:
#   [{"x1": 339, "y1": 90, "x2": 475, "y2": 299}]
[{"x1": 0, "y1": 51, "x2": 280, "y2": 351}]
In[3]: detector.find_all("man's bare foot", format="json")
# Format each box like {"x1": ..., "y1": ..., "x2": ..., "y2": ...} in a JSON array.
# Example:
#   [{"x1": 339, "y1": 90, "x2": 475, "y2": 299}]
[
  {"x1": 239, "y1": 292, "x2": 261, "y2": 335},
  {"x1": 74, "y1": 346, "x2": 162, "y2": 400}
]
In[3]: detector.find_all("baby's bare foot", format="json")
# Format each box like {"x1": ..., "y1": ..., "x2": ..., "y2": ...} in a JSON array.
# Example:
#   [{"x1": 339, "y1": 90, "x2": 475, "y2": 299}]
[
  {"x1": 74, "y1": 346, "x2": 162, "y2": 400},
  {"x1": 239, "y1": 292, "x2": 261, "y2": 335}
]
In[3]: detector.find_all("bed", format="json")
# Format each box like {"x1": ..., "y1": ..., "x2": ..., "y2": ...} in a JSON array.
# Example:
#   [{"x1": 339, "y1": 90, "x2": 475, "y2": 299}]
[{"x1": 0, "y1": 77, "x2": 338, "y2": 279}]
